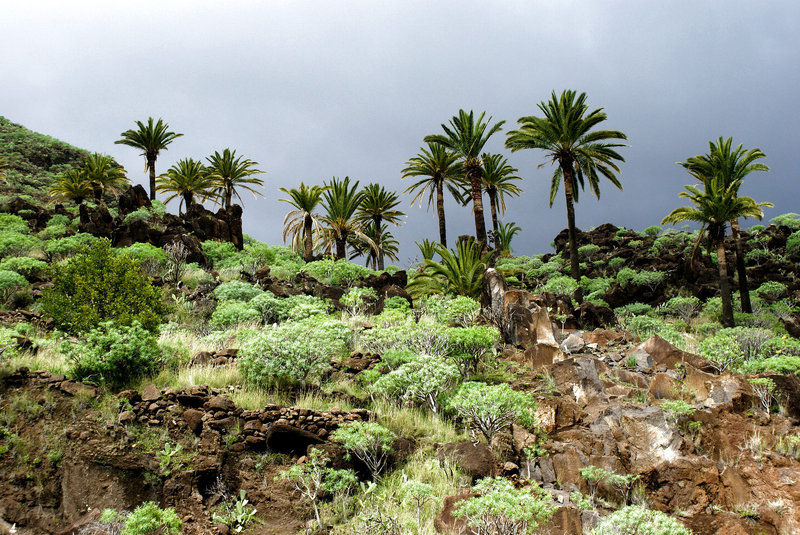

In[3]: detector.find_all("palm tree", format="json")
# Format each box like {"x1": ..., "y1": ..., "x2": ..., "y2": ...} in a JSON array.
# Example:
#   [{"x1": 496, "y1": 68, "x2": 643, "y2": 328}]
[
  {"x1": 279, "y1": 182, "x2": 329, "y2": 262},
  {"x1": 679, "y1": 137, "x2": 769, "y2": 313},
  {"x1": 320, "y1": 177, "x2": 371, "y2": 260},
  {"x1": 350, "y1": 223, "x2": 400, "y2": 270},
  {"x1": 402, "y1": 142, "x2": 463, "y2": 247},
  {"x1": 356, "y1": 183, "x2": 405, "y2": 270},
  {"x1": 479, "y1": 153, "x2": 523, "y2": 234},
  {"x1": 424, "y1": 110, "x2": 505, "y2": 247},
  {"x1": 156, "y1": 158, "x2": 214, "y2": 214},
  {"x1": 505, "y1": 90, "x2": 627, "y2": 280},
  {"x1": 115, "y1": 117, "x2": 183, "y2": 200},
  {"x1": 49, "y1": 167, "x2": 93, "y2": 204},
  {"x1": 406, "y1": 239, "x2": 492, "y2": 299},
  {"x1": 205, "y1": 148, "x2": 265, "y2": 210},
  {"x1": 662, "y1": 175, "x2": 771, "y2": 327},
  {"x1": 82, "y1": 153, "x2": 129, "y2": 200}
]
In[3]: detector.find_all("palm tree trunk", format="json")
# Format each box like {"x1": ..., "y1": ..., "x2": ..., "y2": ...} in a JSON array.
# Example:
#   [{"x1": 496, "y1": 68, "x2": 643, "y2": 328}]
[
  {"x1": 182, "y1": 192, "x2": 193, "y2": 214},
  {"x1": 488, "y1": 191, "x2": 499, "y2": 234},
  {"x1": 730, "y1": 219, "x2": 752, "y2": 313},
  {"x1": 436, "y1": 180, "x2": 447, "y2": 247},
  {"x1": 716, "y1": 238, "x2": 735, "y2": 328},
  {"x1": 148, "y1": 158, "x2": 157, "y2": 200},
  {"x1": 335, "y1": 232, "x2": 347, "y2": 260},
  {"x1": 303, "y1": 213, "x2": 314, "y2": 262},
  {"x1": 561, "y1": 164, "x2": 581, "y2": 281},
  {"x1": 225, "y1": 185, "x2": 232, "y2": 210},
  {"x1": 374, "y1": 215, "x2": 384, "y2": 271},
  {"x1": 468, "y1": 169, "x2": 488, "y2": 247}
]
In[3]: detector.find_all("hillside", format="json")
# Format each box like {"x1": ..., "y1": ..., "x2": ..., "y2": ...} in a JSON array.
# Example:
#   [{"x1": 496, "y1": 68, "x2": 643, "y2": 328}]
[{"x1": 1, "y1": 121, "x2": 800, "y2": 535}]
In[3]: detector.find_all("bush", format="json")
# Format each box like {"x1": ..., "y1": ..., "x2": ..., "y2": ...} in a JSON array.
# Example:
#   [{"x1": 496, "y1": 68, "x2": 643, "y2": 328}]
[
  {"x1": 358, "y1": 318, "x2": 450, "y2": 358},
  {"x1": 453, "y1": 477, "x2": 556, "y2": 535},
  {"x1": 614, "y1": 302, "x2": 653, "y2": 318},
  {"x1": 542, "y1": 275, "x2": 578, "y2": 296},
  {"x1": 40, "y1": 239, "x2": 165, "y2": 333},
  {"x1": 624, "y1": 315, "x2": 686, "y2": 349},
  {"x1": 0, "y1": 213, "x2": 29, "y2": 233},
  {"x1": 607, "y1": 257, "x2": 626, "y2": 272},
  {"x1": 418, "y1": 295, "x2": 481, "y2": 326},
  {"x1": 213, "y1": 280, "x2": 263, "y2": 302},
  {"x1": 44, "y1": 233, "x2": 99, "y2": 260},
  {"x1": 0, "y1": 256, "x2": 47, "y2": 280},
  {"x1": 770, "y1": 212, "x2": 800, "y2": 229},
  {"x1": 210, "y1": 300, "x2": 261, "y2": 329},
  {"x1": 0, "y1": 231, "x2": 40, "y2": 260},
  {"x1": 756, "y1": 281, "x2": 788, "y2": 299},
  {"x1": 591, "y1": 505, "x2": 692, "y2": 535},
  {"x1": 632, "y1": 270, "x2": 666, "y2": 291},
  {"x1": 201, "y1": 240, "x2": 239, "y2": 268},
  {"x1": 341, "y1": 286, "x2": 378, "y2": 316},
  {"x1": 445, "y1": 326, "x2": 500, "y2": 378},
  {"x1": 371, "y1": 354, "x2": 461, "y2": 413},
  {"x1": 0, "y1": 270, "x2": 29, "y2": 304},
  {"x1": 65, "y1": 321, "x2": 162, "y2": 390},
  {"x1": 118, "y1": 242, "x2": 167, "y2": 278},
  {"x1": 742, "y1": 355, "x2": 800, "y2": 375},
  {"x1": 578, "y1": 244, "x2": 601, "y2": 261},
  {"x1": 238, "y1": 318, "x2": 351, "y2": 388},
  {"x1": 660, "y1": 296, "x2": 701, "y2": 323},
  {"x1": 786, "y1": 231, "x2": 800, "y2": 256},
  {"x1": 642, "y1": 225, "x2": 662, "y2": 237},
  {"x1": 617, "y1": 267, "x2": 637, "y2": 286},
  {"x1": 331, "y1": 421, "x2": 396, "y2": 480},
  {"x1": 302, "y1": 258, "x2": 374, "y2": 285},
  {"x1": 579, "y1": 276, "x2": 613, "y2": 295},
  {"x1": 447, "y1": 382, "x2": 537, "y2": 444},
  {"x1": 120, "y1": 501, "x2": 182, "y2": 535}
]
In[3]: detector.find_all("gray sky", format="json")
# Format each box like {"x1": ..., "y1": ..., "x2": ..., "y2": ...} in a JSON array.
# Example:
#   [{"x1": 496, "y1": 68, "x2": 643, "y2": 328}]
[{"x1": 3, "y1": 1, "x2": 798, "y2": 267}]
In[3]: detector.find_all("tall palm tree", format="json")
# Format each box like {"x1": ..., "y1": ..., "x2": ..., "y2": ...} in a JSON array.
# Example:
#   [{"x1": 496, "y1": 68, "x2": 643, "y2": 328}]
[
  {"x1": 662, "y1": 175, "x2": 771, "y2": 327},
  {"x1": 49, "y1": 167, "x2": 93, "y2": 204},
  {"x1": 350, "y1": 223, "x2": 400, "y2": 270},
  {"x1": 115, "y1": 117, "x2": 183, "y2": 200},
  {"x1": 356, "y1": 183, "x2": 405, "y2": 270},
  {"x1": 479, "y1": 153, "x2": 523, "y2": 234},
  {"x1": 82, "y1": 153, "x2": 129, "y2": 200},
  {"x1": 402, "y1": 142, "x2": 463, "y2": 247},
  {"x1": 320, "y1": 177, "x2": 371, "y2": 260},
  {"x1": 679, "y1": 137, "x2": 769, "y2": 313},
  {"x1": 424, "y1": 110, "x2": 505, "y2": 247},
  {"x1": 279, "y1": 182, "x2": 329, "y2": 262},
  {"x1": 205, "y1": 148, "x2": 265, "y2": 210},
  {"x1": 156, "y1": 158, "x2": 214, "y2": 214},
  {"x1": 505, "y1": 90, "x2": 627, "y2": 280}
]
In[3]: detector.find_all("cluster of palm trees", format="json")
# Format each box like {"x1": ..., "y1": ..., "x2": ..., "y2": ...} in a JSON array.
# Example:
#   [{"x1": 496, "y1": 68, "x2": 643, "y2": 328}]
[
  {"x1": 49, "y1": 152, "x2": 129, "y2": 204},
  {"x1": 279, "y1": 178, "x2": 405, "y2": 269},
  {"x1": 403, "y1": 91, "x2": 628, "y2": 277},
  {"x1": 663, "y1": 138, "x2": 771, "y2": 327}
]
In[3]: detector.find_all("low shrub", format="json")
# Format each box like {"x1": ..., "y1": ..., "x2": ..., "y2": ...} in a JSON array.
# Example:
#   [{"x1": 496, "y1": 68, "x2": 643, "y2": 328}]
[
  {"x1": 447, "y1": 382, "x2": 537, "y2": 444},
  {"x1": 371, "y1": 354, "x2": 461, "y2": 413},
  {"x1": 331, "y1": 421, "x2": 396, "y2": 480},
  {"x1": 66, "y1": 321, "x2": 162, "y2": 390},
  {"x1": 213, "y1": 280, "x2": 264, "y2": 302},
  {"x1": 542, "y1": 275, "x2": 578, "y2": 296},
  {"x1": 453, "y1": 477, "x2": 555, "y2": 534},
  {"x1": 591, "y1": 505, "x2": 692, "y2": 535},
  {"x1": 210, "y1": 300, "x2": 261, "y2": 329},
  {"x1": 0, "y1": 256, "x2": 48, "y2": 280}
]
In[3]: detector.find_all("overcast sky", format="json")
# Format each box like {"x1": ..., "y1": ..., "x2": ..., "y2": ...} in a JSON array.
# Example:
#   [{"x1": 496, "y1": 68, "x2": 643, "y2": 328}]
[{"x1": 3, "y1": 1, "x2": 798, "y2": 267}]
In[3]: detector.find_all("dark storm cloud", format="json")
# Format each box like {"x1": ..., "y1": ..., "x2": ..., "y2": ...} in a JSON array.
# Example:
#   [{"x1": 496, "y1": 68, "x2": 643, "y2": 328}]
[{"x1": 3, "y1": 1, "x2": 798, "y2": 265}]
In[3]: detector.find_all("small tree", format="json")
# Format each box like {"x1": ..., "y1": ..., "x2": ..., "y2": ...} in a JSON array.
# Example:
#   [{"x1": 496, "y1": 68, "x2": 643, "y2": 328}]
[
  {"x1": 748, "y1": 377, "x2": 777, "y2": 413},
  {"x1": 371, "y1": 354, "x2": 461, "y2": 413},
  {"x1": 330, "y1": 421, "x2": 396, "y2": 480},
  {"x1": 40, "y1": 239, "x2": 165, "y2": 333},
  {"x1": 279, "y1": 448, "x2": 357, "y2": 531},
  {"x1": 453, "y1": 477, "x2": 556, "y2": 535},
  {"x1": 591, "y1": 505, "x2": 693, "y2": 535},
  {"x1": 448, "y1": 382, "x2": 537, "y2": 444}
]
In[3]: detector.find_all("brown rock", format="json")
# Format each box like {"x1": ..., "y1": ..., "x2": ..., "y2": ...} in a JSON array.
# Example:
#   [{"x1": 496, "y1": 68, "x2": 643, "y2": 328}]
[
  {"x1": 539, "y1": 506, "x2": 583, "y2": 535},
  {"x1": 434, "y1": 493, "x2": 475, "y2": 535},
  {"x1": 59, "y1": 380, "x2": 99, "y2": 398},
  {"x1": 649, "y1": 373, "x2": 678, "y2": 400},
  {"x1": 439, "y1": 442, "x2": 497, "y2": 481},
  {"x1": 183, "y1": 409, "x2": 204, "y2": 435},
  {"x1": 638, "y1": 335, "x2": 716, "y2": 373},
  {"x1": 141, "y1": 384, "x2": 161, "y2": 402},
  {"x1": 206, "y1": 395, "x2": 236, "y2": 412}
]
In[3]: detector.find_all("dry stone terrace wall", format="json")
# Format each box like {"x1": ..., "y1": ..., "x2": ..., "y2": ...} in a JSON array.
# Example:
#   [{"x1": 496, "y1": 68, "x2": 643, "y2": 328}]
[{"x1": 9, "y1": 368, "x2": 371, "y2": 445}]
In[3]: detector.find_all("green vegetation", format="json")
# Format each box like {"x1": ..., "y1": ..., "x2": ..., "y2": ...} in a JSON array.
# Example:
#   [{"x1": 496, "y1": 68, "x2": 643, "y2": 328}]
[
  {"x1": 115, "y1": 117, "x2": 183, "y2": 200},
  {"x1": 591, "y1": 505, "x2": 693, "y2": 535}
]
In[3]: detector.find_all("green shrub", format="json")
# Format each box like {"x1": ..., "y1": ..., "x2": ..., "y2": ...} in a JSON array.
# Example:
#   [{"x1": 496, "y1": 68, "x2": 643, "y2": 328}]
[
  {"x1": 341, "y1": 286, "x2": 378, "y2": 316},
  {"x1": 118, "y1": 243, "x2": 168, "y2": 277},
  {"x1": 447, "y1": 382, "x2": 537, "y2": 444},
  {"x1": 642, "y1": 225, "x2": 662, "y2": 237},
  {"x1": 210, "y1": 301, "x2": 261, "y2": 328},
  {"x1": 756, "y1": 281, "x2": 788, "y2": 299},
  {"x1": 44, "y1": 233, "x2": 99, "y2": 260},
  {"x1": 784, "y1": 230, "x2": 800, "y2": 256},
  {"x1": 742, "y1": 355, "x2": 800, "y2": 375},
  {"x1": 0, "y1": 213, "x2": 29, "y2": 233},
  {"x1": 383, "y1": 295, "x2": 411, "y2": 313},
  {"x1": 445, "y1": 326, "x2": 500, "y2": 378},
  {"x1": 617, "y1": 267, "x2": 637, "y2": 286},
  {"x1": 578, "y1": 244, "x2": 601, "y2": 261},
  {"x1": 0, "y1": 269, "x2": 29, "y2": 304},
  {"x1": 660, "y1": 296, "x2": 701, "y2": 323},
  {"x1": 453, "y1": 477, "x2": 555, "y2": 535},
  {"x1": 371, "y1": 354, "x2": 461, "y2": 413},
  {"x1": 238, "y1": 318, "x2": 351, "y2": 388},
  {"x1": 119, "y1": 501, "x2": 182, "y2": 535},
  {"x1": 201, "y1": 240, "x2": 239, "y2": 268},
  {"x1": 0, "y1": 256, "x2": 46, "y2": 280},
  {"x1": 607, "y1": 257, "x2": 626, "y2": 272},
  {"x1": 418, "y1": 295, "x2": 481, "y2": 326},
  {"x1": 213, "y1": 280, "x2": 263, "y2": 302},
  {"x1": 632, "y1": 270, "x2": 666, "y2": 291},
  {"x1": 770, "y1": 212, "x2": 800, "y2": 229},
  {"x1": 696, "y1": 326, "x2": 774, "y2": 373},
  {"x1": 591, "y1": 505, "x2": 692, "y2": 535},
  {"x1": 65, "y1": 321, "x2": 162, "y2": 390},
  {"x1": 614, "y1": 302, "x2": 653, "y2": 318},
  {"x1": 40, "y1": 239, "x2": 165, "y2": 333},
  {"x1": 286, "y1": 299, "x2": 330, "y2": 321},
  {"x1": 331, "y1": 420, "x2": 396, "y2": 479},
  {"x1": 0, "y1": 231, "x2": 40, "y2": 260},
  {"x1": 579, "y1": 276, "x2": 613, "y2": 295},
  {"x1": 624, "y1": 315, "x2": 685, "y2": 349},
  {"x1": 302, "y1": 258, "x2": 373, "y2": 285},
  {"x1": 542, "y1": 275, "x2": 578, "y2": 296},
  {"x1": 744, "y1": 248, "x2": 771, "y2": 264}
]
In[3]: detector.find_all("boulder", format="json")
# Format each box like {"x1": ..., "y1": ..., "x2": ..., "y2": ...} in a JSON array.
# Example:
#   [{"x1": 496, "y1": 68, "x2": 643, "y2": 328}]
[
  {"x1": 637, "y1": 335, "x2": 716, "y2": 373},
  {"x1": 439, "y1": 441, "x2": 497, "y2": 480},
  {"x1": 433, "y1": 493, "x2": 475, "y2": 535},
  {"x1": 552, "y1": 357, "x2": 608, "y2": 405},
  {"x1": 560, "y1": 332, "x2": 585, "y2": 354}
]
